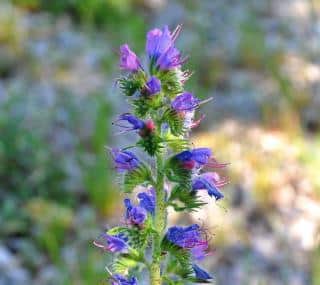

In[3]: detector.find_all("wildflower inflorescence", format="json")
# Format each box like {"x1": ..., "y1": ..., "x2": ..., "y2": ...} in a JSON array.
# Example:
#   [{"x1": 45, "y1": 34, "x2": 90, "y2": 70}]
[{"x1": 94, "y1": 25, "x2": 228, "y2": 284}]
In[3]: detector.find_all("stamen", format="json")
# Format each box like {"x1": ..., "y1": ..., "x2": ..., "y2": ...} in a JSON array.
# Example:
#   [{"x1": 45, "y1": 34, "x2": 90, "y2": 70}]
[
  {"x1": 171, "y1": 24, "x2": 183, "y2": 42},
  {"x1": 198, "y1": 96, "x2": 214, "y2": 106}
]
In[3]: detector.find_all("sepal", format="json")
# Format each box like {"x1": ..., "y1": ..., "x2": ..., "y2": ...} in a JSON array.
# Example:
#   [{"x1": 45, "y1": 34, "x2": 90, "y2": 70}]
[
  {"x1": 112, "y1": 256, "x2": 140, "y2": 275},
  {"x1": 107, "y1": 225, "x2": 150, "y2": 252},
  {"x1": 123, "y1": 164, "x2": 153, "y2": 193},
  {"x1": 137, "y1": 134, "x2": 163, "y2": 156},
  {"x1": 162, "y1": 277, "x2": 184, "y2": 285},
  {"x1": 164, "y1": 134, "x2": 190, "y2": 153},
  {"x1": 165, "y1": 156, "x2": 192, "y2": 185},
  {"x1": 168, "y1": 185, "x2": 207, "y2": 212},
  {"x1": 155, "y1": 69, "x2": 184, "y2": 98},
  {"x1": 161, "y1": 240, "x2": 194, "y2": 280},
  {"x1": 119, "y1": 71, "x2": 146, "y2": 97},
  {"x1": 162, "y1": 108, "x2": 185, "y2": 136}
]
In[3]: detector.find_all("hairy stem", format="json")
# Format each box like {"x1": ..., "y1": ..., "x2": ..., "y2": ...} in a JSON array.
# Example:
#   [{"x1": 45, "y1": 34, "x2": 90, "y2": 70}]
[{"x1": 150, "y1": 153, "x2": 166, "y2": 285}]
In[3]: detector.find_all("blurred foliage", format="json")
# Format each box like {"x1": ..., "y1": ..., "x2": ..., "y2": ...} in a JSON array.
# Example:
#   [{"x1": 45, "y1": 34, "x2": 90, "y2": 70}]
[
  {"x1": 313, "y1": 246, "x2": 320, "y2": 285},
  {"x1": 238, "y1": 14, "x2": 308, "y2": 129},
  {"x1": 82, "y1": 95, "x2": 117, "y2": 216},
  {"x1": 0, "y1": 94, "x2": 68, "y2": 203},
  {"x1": 25, "y1": 198, "x2": 74, "y2": 263},
  {"x1": 0, "y1": 89, "x2": 114, "y2": 282},
  {"x1": 12, "y1": 0, "x2": 147, "y2": 50}
]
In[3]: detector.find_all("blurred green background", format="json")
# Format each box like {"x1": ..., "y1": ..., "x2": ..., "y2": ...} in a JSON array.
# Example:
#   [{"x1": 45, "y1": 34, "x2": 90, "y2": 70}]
[{"x1": 0, "y1": 0, "x2": 319, "y2": 284}]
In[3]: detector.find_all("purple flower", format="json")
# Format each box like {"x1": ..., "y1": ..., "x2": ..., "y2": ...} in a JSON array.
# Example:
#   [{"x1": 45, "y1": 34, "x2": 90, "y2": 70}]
[
  {"x1": 119, "y1": 44, "x2": 141, "y2": 72},
  {"x1": 190, "y1": 242, "x2": 210, "y2": 260},
  {"x1": 114, "y1": 113, "x2": 145, "y2": 132},
  {"x1": 191, "y1": 148, "x2": 212, "y2": 166},
  {"x1": 192, "y1": 172, "x2": 227, "y2": 200},
  {"x1": 171, "y1": 92, "x2": 200, "y2": 112},
  {"x1": 93, "y1": 234, "x2": 128, "y2": 253},
  {"x1": 137, "y1": 188, "x2": 156, "y2": 215},
  {"x1": 166, "y1": 224, "x2": 202, "y2": 248},
  {"x1": 192, "y1": 264, "x2": 213, "y2": 282},
  {"x1": 174, "y1": 150, "x2": 195, "y2": 170},
  {"x1": 114, "y1": 114, "x2": 155, "y2": 137},
  {"x1": 174, "y1": 148, "x2": 212, "y2": 169},
  {"x1": 171, "y1": 94, "x2": 213, "y2": 129},
  {"x1": 146, "y1": 26, "x2": 172, "y2": 59},
  {"x1": 166, "y1": 225, "x2": 209, "y2": 260},
  {"x1": 175, "y1": 150, "x2": 193, "y2": 162},
  {"x1": 157, "y1": 46, "x2": 183, "y2": 70},
  {"x1": 146, "y1": 26, "x2": 184, "y2": 70},
  {"x1": 111, "y1": 149, "x2": 140, "y2": 172},
  {"x1": 124, "y1": 199, "x2": 147, "y2": 226},
  {"x1": 145, "y1": 76, "x2": 161, "y2": 96},
  {"x1": 111, "y1": 274, "x2": 138, "y2": 285}
]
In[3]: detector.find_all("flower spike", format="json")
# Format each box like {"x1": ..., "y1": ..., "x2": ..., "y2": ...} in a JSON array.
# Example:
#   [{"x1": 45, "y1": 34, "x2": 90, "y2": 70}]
[{"x1": 96, "y1": 24, "x2": 229, "y2": 284}]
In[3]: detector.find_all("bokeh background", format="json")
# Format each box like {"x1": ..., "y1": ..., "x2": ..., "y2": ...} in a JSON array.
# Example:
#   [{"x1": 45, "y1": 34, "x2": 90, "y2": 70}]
[{"x1": 1, "y1": 0, "x2": 320, "y2": 284}]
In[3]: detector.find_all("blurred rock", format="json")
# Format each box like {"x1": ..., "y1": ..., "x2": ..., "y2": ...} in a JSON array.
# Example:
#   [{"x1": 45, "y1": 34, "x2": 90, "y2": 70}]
[{"x1": 0, "y1": 246, "x2": 31, "y2": 285}]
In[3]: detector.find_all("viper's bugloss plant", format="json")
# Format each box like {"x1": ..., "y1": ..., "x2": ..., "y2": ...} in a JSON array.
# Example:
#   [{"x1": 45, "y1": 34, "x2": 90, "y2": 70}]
[{"x1": 94, "y1": 25, "x2": 228, "y2": 285}]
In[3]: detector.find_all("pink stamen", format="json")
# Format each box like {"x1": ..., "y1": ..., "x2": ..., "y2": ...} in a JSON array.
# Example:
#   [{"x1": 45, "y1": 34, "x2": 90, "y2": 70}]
[
  {"x1": 206, "y1": 158, "x2": 229, "y2": 169},
  {"x1": 171, "y1": 24, "x2": 182, "y2": 42},
  {"x1": 198, "y1": 97, "x2": 214, "y2": 106},
  {"x1": 93, "y1": 240, "x2": 106, "y2": 249},
  {"x1": 191, "y1": 114, "x2": 205, "y2": 128}
]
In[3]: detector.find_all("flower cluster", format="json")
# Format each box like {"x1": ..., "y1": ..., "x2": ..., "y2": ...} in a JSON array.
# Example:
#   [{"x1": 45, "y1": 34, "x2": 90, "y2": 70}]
[{"x1": 94, "y1": 25, "x2": 228, "y2": 284}]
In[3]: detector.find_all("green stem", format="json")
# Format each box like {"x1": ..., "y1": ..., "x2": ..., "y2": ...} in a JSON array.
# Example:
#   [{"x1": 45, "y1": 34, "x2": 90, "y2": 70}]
[{"x1": 150, "y1": 153, "x2": 166, "y2": 285}]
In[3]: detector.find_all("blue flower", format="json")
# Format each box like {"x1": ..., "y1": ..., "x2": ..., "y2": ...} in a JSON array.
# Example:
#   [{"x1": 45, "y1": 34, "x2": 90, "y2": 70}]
[
  {"x1": 146, "y1": 26, "x2": 172, "y2": 59},
  {"x1": 174, "y1": 148, "x2": 212, "y2": 169},
  {"x1": 190, "y1": 242, "x2": 210, "y2": 260},
  {"x1": 137, "y1": 188, "x2": 156, "y2": 215},
  {"x1": 192, "y1": 172, "x2": 227, "y2": 200},
  {"x1": 166, "y1": 224, "x2": 202, "y2": 248},
  {"x1": 119, "y1": 44, "x2": 141, "y2": 72},
  {"x1": 166, "y1": 225, "x2": 209, "y2": 260},
  {"x1": 124, "y1": 198, "x2": 147, "y2": 226},
  {"x1": 191, "y1": 148, "x2": 212, "y2": 166},
  {"x1": 146, "y1": 26, "x2": 184, "y2": 70},
  {"x1": 157, "y1": 46, "x2": 183, "y2": 70},
  {"x1": 114, "y1": 114, "x2": 155, "y2": 137},
  {"x1": 145, "y1": 76, "x2": 161, "y2": 96},
  {"x1": 192, "y1": 264, "x2": 213, "y2": 282},
  {"x1": 171, "y1": 92, "x2": 200, "y2": 112},
  {"x1": 175, "y1": 150, "x2": 193, "y2": 162},
  {"x1": 111, "y1": 274, "x2": 138, "y2": 285},
  {"x1": 93, "y1": 234, "x2": 128, "y2": 253},
  {"x1": 111, "y1": 149, "x2": 140, "y2": 172},
  {"x1": 115, "y1": 113, "x2": 145, "y2": 131}
]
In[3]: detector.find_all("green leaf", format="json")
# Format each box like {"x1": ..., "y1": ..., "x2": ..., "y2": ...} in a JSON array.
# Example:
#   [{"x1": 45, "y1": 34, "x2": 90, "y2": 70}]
[
  {"x1": 123, "y1": 164, "x2": 153, "y2": 193},
  {"x1": 107, "y1": 226, "x2": 151, "y2": 253},
  {"x1": 162, "y1": 108, "x2": 185, "y2": 136},
  {"x1": 162, "y1": 276, "x2": 185, "y2": 285},
  {"x1": 132, "y1": 95, "x2": 163, "y2": 118},
  {"x1": 112, "y1": 256, "x2": 139, "y2": 275},
  {"x1": 165, "y1": 135, "x2": 190, "y2": 153},
  {"x1": 156, "y1": 69, "x2": 184, "y2": 98},
  {"x1": 165, "y1": 157, "x2": 192, "y2": 186},
  {"x1": 162, "y1": 241, "x2": 194, "y2": 280},
  {"x1": 118, "y1": 71, "x2": 146, "y2": 97},
  {"x1": 137, "y1": 134, "x2": 163, "y2": 156},
  {"x1": 168, "y1": 185, "x2": 207, "y2": 212},
  {"x1": 132, "y1": 98, "x2": 151, "y2": 118}
]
